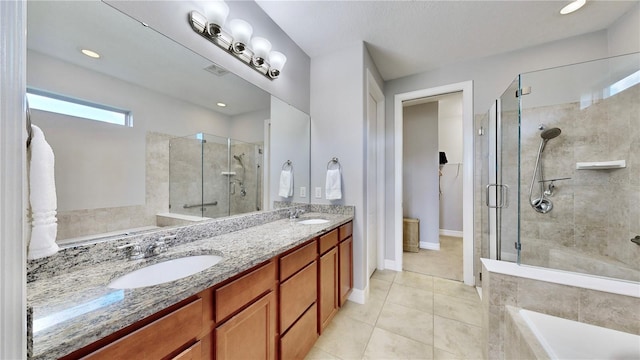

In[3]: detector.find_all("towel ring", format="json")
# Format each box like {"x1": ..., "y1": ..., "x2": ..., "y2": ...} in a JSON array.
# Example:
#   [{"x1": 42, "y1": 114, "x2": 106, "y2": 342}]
[
  {"x1": 327, "y1": 157, "x2": 341, "y2": 170},
  {"x1": 282, "y1": 160, "x2": 292, "y2": 170}
]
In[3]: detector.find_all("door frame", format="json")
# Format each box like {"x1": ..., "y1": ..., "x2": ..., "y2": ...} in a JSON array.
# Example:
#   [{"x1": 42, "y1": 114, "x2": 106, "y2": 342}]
[{"x1": 393, "y1": 81, "x2": 475, "y2": 286}]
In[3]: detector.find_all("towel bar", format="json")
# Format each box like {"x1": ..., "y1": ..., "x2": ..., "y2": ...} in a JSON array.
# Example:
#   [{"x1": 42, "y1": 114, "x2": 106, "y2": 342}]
[{"x1": 282, "y1": 160, "x2": 292, "y2": 170}]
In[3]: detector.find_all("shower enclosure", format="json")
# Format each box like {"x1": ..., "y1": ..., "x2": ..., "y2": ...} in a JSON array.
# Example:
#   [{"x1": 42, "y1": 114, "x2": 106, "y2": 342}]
[
  {"x1": 169, "y1": 133, "x2": 262, "y2": 219},
  {"x1": 478, "y1": 52, "x2": 640, "y2": 283}
]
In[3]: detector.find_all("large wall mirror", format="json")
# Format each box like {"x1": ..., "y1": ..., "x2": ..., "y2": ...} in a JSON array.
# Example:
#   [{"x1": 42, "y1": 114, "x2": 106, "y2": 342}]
[{"x1": 27, "y1": 1, "x2": 310, "y2": 245}]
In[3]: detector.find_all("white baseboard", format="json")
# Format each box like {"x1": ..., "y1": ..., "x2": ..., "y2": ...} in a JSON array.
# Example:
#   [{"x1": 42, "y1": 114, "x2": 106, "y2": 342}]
[
  {"x1": 348, "y1": 287, "x2": 366, "y2": 305},
  {"x1": 420, "y1": 241, "x2": 440, "y2": 251},
  {"x1": 384, "y1": 259, "x2": 401, "y2": 271},
  {"x1": 440, "y1": 229, "x2": 463, "y2": 237}
]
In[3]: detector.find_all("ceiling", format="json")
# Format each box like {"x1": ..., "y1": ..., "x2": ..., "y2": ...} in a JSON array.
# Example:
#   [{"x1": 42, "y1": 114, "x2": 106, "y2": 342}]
[{"x1": 255, "y1": 0, "x2": 638, "y2": 81}]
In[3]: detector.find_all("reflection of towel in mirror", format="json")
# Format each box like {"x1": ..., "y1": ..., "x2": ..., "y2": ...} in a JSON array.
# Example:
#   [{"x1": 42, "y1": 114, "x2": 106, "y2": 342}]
[
  {"x1": 28, "y1": 125, "x2": 59, "y2": 259},
  {"x1": 325, "y1": 169, "x2": 342, "y2": 200},
  {"x1": 278, "y1": 169, "x2": 293, "y2": 198}
]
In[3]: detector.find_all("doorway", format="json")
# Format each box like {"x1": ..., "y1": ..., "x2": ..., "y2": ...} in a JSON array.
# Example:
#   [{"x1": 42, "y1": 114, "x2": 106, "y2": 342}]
[
  {"x1": 393, "y1": 81, "x2": 474, "y2": 286},
  {"x1": 401, "y1": 92, "x2": 464, "y2": 281}
]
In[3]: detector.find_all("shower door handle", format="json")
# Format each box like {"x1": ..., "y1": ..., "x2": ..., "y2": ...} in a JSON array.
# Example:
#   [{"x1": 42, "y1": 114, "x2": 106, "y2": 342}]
[{"x1": 486, "y1": 184, "x2": 509, "y2": 209}]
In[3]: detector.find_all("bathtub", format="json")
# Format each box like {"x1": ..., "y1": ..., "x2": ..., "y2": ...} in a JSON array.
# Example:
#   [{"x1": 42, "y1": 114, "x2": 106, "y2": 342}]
[
  {"x1": 482, "y1": 258, "x2": 640, "y2": 359},
  {"x1": 511, "y1": 307, "x2": 640, "y2": 360}
]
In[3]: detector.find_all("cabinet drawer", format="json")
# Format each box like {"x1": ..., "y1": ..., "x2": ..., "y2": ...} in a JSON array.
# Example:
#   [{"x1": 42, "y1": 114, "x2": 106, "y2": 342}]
[
  {"x1": 280, "y1": 303, "x2": 318, "y2": 360},
  {"x1": 280, "y1": 240, "x2": 317, "y2": 281},
  {"x1": 215, "y1": 261, "x2": 276, "y2": 323},
  {"x1": 84, "y1": 298, "x2": 202, "y2": 360},
  {"x1": 319, "y1": 229, "x2": 338, "y2": 254},
  {"x1": 172, "y1": 340, "x2": 202, "y2": 360},
  {"x1": 339, "y1": 222, "x2": 352, "y2": 241},
  {"x1": 280, "y1": 261, "x2": 317, "y2": 332}
]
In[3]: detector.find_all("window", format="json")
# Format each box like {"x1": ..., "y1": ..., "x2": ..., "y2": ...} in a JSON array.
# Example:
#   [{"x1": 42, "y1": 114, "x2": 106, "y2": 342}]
[{"x1": 27, "y1": 88, "x2": 132, "y2": 127}]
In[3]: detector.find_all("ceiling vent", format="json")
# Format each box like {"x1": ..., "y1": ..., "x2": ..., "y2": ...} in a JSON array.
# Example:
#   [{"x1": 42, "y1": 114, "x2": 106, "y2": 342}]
[{"x1": 204, "y1": 63, "x2": 229, "y2": 76}]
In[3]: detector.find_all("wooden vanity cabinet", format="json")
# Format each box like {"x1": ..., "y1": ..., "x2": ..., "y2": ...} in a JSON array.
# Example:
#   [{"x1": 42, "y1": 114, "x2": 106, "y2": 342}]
[
  {"x1": 79, "y1": 296, "x2": 206, "y2": 360},
  {"x1": 62, "y1": 222, "x2": 354, "y2": 360},
  {"x1": 279, "y1": 240, "x2": 318, "y2": 360},
  {"x1": 338, "y1": 222, "x2": 353, "y2": 306},
  {"x1": 215, "y1": 260, "x2": 277, "y2": 360},
  {"x1": 318, "y1": 228, "x2": 340, "y2": 333}
]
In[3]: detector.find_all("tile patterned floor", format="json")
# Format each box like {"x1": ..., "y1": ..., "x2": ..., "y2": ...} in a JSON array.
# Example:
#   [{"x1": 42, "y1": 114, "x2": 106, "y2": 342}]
[
  {"x1": 305, "y1": 271, "x2": 483, "y2": 360},
  {"x1": 403, "y1": 236, "x2": 463, "y2": 281}
]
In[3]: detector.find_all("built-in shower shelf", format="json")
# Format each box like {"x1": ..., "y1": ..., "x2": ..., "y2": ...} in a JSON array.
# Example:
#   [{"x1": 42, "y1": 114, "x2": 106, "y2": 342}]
[
  {"x1": 221, "y1": 171, "x2": 237, "y2": 176},
  {"x1": 576, "y1": 160, "x2": 626, "y2": 170}
]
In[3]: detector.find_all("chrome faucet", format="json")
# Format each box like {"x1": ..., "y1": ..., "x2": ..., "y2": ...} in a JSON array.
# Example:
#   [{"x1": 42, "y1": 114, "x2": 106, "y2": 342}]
[
  {"x1": 117, "y1": 243, "x2": 144, "y2": 260},
  {"x1": 144, "y1": 235, "x2": 175, "y2": 257},
  {"x1": 289, "y1": 208, "x2": 305, "y2": 219}
]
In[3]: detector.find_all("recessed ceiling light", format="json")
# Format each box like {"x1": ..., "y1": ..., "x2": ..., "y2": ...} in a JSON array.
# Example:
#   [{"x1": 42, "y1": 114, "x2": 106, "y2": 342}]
[
  {"x1": 560, "y1": 0, "x2": 586, "y2": 15},
  {"x1": 81, "y1": 49, "x2": 101, "y2": 59},
  {"x1": 217, "y1": 102, "x2": 227, "y2": 107}
]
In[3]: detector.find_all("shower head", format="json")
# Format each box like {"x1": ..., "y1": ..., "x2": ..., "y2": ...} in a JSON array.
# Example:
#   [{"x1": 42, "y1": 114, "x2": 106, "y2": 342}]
[
  {"x1": 233, "y1": 153, "x2": 245, "y2": 166},
  {"x1": 540, "y1": 127, "x2": 561, "y2": 140},
  {"x1": 539, "y1": 127, "x2": 561, "y2": 153}
]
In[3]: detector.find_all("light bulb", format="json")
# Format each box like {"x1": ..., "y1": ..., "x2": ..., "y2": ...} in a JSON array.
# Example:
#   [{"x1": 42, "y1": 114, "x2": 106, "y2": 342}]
[
  {"x1": 229, "y1": 19, "x2": 253, "y2": 53},
  {"x1": 251, "y1": 37, "x2": 272, "y2": 66},
  {"x1": 268, "y1": 51, "x2": 287, "y2": 78},
  {"x1": 205, "y1": 1, "x2": 229, "y2": 36}
]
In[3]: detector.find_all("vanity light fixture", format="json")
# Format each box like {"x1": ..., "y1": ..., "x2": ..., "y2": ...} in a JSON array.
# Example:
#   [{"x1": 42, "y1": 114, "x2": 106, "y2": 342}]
[
  {"x1": 560, "y1": 0, "x2": 586, "y2": 15},
  {"x1": 81, "y1": 49, "x2": 101, "y2": 59},
  {"x1": 188, "y1": 1, "x2": 287, "y2": 80}
]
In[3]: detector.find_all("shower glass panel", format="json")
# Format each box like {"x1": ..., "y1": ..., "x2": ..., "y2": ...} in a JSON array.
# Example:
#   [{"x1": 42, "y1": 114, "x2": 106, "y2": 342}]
[
  {"x1": 499, "y1": 78, "x2": 521, "y2": 263},
  {"x1": 169, "y1": 133, "x2": 261, "y2": 219},
  {"x1": 228, "y1": 139, "x2": 262, "y2": 216},
  {"x1": 518, "y1": 53, "x2": 639, "y2": 282},
  {"x1": 169, "y1": 134, "x2": 204, "y2": 217},
  {"x1": 474, "y1": 108, "x2": 490, "y2": 286}
]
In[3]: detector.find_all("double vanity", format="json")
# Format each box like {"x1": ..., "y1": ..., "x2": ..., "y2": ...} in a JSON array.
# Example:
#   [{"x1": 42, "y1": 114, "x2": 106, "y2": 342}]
[{"x1": 27, "y1": 207, "x2": 354, "y2": 359}]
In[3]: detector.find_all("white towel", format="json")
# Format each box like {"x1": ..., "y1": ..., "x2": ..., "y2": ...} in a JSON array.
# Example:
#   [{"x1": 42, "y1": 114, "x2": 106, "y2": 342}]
[
  {"x1": 27, "y1": 125, "x2": 59, "y2": 260},
  {"x1": 325, "y1": 168, "x2": 342, "y2": 200},
  {"x1": 278, "y1": 169, "x2": 293, "y2": 198}
]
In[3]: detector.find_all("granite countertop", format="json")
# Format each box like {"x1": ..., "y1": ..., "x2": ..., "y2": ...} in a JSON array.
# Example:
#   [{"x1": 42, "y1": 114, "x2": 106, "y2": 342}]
[{"x1": 27, "y1": 212, "x2": 352, "y2": 359}]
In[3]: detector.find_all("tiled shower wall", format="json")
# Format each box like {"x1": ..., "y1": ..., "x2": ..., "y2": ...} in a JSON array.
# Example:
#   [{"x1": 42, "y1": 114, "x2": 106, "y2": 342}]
[
  {"x1": 518, "y1": 84, "x2": 640, "y2": 281},
  {"x1": 57, "y1": 132, "x2": 170, "y2": 240}
]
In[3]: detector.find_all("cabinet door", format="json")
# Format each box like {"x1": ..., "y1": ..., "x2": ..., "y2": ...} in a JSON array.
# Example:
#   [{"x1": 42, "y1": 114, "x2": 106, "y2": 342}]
[
  {"x1": 318, "y1": 247, "x2": 338, "y2": 333},
  {"x1": 339, "y1": 236, "x2": 353, "y2": 306},
  {"x1": 215, "y1": 291, "x2": 277, "y2": 360}
]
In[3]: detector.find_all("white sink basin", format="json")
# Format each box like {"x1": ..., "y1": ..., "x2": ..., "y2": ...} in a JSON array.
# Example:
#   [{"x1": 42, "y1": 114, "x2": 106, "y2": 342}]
[
  {"x1": 108, "y1": 255, "x2": 222, "y2": 289},
  {"x1": 298, "y1": 219, "x2": 329, "y2": 225}
]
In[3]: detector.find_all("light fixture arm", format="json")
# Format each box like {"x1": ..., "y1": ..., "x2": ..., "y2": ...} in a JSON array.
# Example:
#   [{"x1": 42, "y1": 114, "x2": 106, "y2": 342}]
[{"x1": 188, "y1": 10, "x2": 284, "y2": 80}]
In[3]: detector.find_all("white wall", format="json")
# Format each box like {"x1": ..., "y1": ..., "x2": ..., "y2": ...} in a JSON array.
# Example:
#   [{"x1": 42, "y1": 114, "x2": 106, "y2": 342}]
[
  {"x1": 105, "y1": 0, "x2": 311, "y2": 114},
  {"x1": 403, "y1": 102, "x2": 439, "y2": 247},
  {"x1": 229, "y1": 109, "x2": 269, "y2": 144},
  {"x1": 310, "y1": 42, "x2": 365, "y2": 291},
  {"x1": 28, "y1": 50, "x2": 231, "y2": 211},
  {"x1": 607, "y1": 2, "x2": 640, "y2": 56},
  {"x1": 383, "y1": 30, "x2": 610, "y2": 261},
  {"x1": 270, "y1": 96, "x2": 310, "y2": 204},
  {"x1": 438, "y1": 94, "x2": 464, "y2": 233}
]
